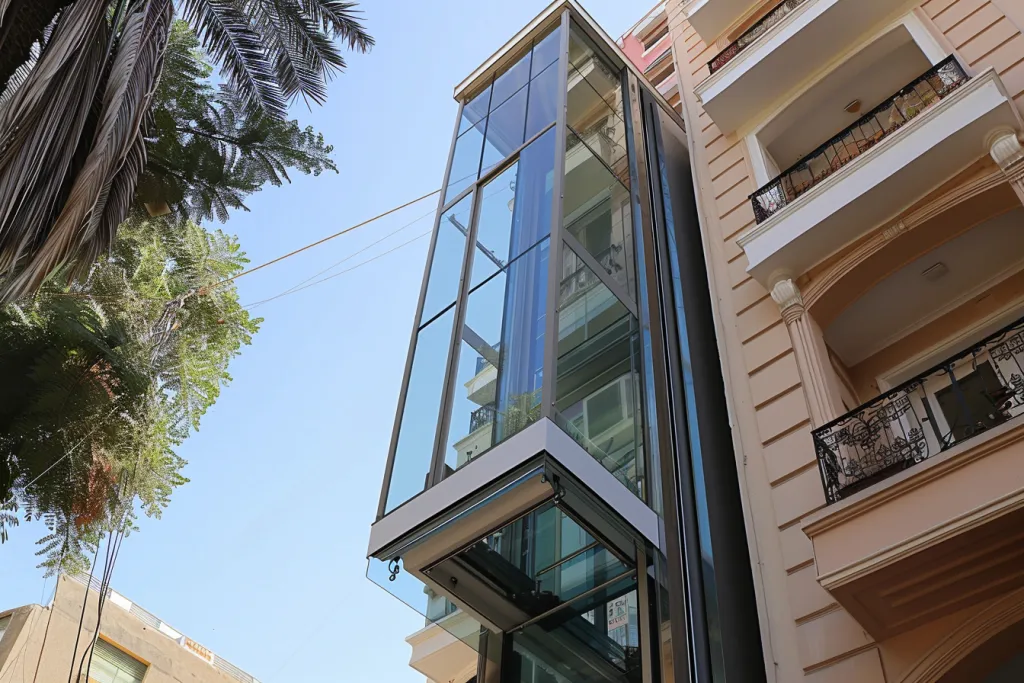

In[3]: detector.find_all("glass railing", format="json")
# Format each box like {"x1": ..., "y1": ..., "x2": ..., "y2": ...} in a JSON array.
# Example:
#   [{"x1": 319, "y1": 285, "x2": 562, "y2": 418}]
[
  {"x1": 813, "y1": 314, "x2": 1024, "y2": 504},
  {"x1": 749, "y1": 56, "x2": 968, "y2": 224},
  {"x1": 707, "y1": 0, "x2": 809, "y2": 74}
]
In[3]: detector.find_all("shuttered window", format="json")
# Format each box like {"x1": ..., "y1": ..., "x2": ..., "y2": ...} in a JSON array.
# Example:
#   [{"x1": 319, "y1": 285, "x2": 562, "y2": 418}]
[{"x1": 89, "y1": 639, "x2": 148, "y2": 683}]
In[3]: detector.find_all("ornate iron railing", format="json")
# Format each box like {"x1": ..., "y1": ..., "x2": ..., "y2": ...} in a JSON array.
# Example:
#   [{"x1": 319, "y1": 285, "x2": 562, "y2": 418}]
[
  {"x1": 748, "y1": 56, "x2": 968, "y2": 223},
  {"x1": 559, "y1": 245, "x2": 622, "y2": 302},
  {"x1": 707, "y1": 0, "x2": 809, "y2": 74},
  {"x1": 469, "y1": 403, "x2": 496, "y2": 432},
  {"x1": 814, "y1": 315, "x2": 1024, "y2": 504}
]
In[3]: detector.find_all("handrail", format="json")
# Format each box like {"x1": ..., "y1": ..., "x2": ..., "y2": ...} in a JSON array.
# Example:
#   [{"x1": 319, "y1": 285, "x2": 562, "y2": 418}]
[
  {"x1": 707, "y1": 0, "x2": 810, "y2": 74},
  {"x1": 748, "y1": 56, "x2": 968, "y2": 224},
  {"x1": 813, "y1": 313, "x2": 1024, "y2": 504}
]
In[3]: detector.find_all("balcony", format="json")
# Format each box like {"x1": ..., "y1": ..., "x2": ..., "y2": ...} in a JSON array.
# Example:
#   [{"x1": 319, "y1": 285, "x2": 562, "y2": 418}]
[
  {"x1": 814, "y1": 315, "x2": 1024, "y2": 504},
  {"x1": 738, "y1": 63, "x2": 1023, "y2": 286},
  {"x1": 694, "y1": 0, "x2": 917, "y2": 135},
  {"x1": 682, "y1": 0, "x2": 758, "y2": 45},
  {"x1": 804, "y1": 314, "x2": 1024, "y2": 638}
]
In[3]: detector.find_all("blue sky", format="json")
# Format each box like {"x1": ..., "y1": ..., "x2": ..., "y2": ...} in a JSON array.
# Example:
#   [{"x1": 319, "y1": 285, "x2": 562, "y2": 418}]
[{"x1": 2, "y1": 2, "x2": 646, "y2": 681}]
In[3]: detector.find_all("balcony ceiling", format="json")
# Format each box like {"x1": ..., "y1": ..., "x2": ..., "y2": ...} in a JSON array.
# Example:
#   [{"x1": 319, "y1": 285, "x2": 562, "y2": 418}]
[
  {"x1": 759, "y1": 28, "x2": 930, "y2": 172},
  {"x1": 684, "y1": 0, "x2": 757, "y2": 45},
  {"x1": 804, "y1": 421, "x2": 1024, "y2": 639},
  {"x1": 825, "y1": 207, "x2": 1024, "y2": 367},
  {"x1": 739, "y1": 69, "x2": 1024, "y2": 287},
  {"x1": 696, "y1": 0, "x2": 917, "y2": 136}
]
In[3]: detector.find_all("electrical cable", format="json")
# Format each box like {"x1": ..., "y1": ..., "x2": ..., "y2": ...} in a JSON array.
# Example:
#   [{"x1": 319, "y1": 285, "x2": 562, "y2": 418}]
[
  {"x1": 208, "y1": 188, "x2": 439, "y2": 290},
  {"x1": 242, "y1": 229, "x2": 431, "y2": 309}
]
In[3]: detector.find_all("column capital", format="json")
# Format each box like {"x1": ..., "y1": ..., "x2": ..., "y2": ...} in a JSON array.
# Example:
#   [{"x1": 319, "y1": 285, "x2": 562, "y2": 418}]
[
  {"x1": 771, "y1": 278, "x2": 804, "y2": 324},
  {"x1": 987, "y1": 128, "x2": 1024, "y2": 172}
]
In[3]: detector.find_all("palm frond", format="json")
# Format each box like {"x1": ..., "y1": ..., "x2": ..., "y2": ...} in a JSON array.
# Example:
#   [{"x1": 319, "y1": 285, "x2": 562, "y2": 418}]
[
  {"x1": 0, "y1": 0, "x2": 110, "y2": 284},
  {"x1": 298, "y1": 0, "x2": 373, "y2": 51},
  {"x1": 2, "y1": 0, "x2": 174, "y2": 301},
  {"x1": 179, "y1": 0, "x2": 285, "y2": 117}
]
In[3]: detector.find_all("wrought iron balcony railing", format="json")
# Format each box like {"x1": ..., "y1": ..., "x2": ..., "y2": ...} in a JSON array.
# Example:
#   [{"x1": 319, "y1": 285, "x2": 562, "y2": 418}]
[
  {"x1": 707, "y1": 0, "x2": 809, "y2": 74},
  {"x1": 814, "y1": 315, "x2": 1024, "y2": 504},
  {"x1": 749, "y1": 56, "x2": 968, "y2": 224},
  {"x1": 469, "y1": 403, "x2": 496, "y2": 433}
]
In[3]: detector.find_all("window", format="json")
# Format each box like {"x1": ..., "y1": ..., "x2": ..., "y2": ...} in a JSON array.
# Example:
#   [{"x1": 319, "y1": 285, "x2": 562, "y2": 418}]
[
  {"x1": 89, "y1": 639, "x2": 147, "y2": 683},
  {"x1": 0, "y1": 614, "x2": 10, "y2": 643}
]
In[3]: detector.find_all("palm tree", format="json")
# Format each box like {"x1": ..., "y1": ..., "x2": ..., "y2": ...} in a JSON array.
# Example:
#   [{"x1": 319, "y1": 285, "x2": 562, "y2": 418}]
[{"x1": 0, "y1": 0, "x2": 372, "y2": 302}]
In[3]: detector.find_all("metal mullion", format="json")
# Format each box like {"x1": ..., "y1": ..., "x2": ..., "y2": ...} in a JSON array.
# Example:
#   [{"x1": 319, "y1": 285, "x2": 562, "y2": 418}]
[
  {"x1": 541, "y1": 8, "x2": 571, "y2": 420},
  {"x1": 562, "y1": 231, "x2": 638, "y2": 319},
  {"x1": 428, "y1": 187, "x2": 486, "y2": 487},
  {"x1": 626, "y1": 72, "x2": 696, "y2": 683},
  {"x1": 512, "y1": 569, "x2": 638, "y2": 633},
  {"x1": 637, "y1": 544, "x2": 655, "y2": 683},
  {"x1": 533, "y1": 539, "x2": 600, "y2": 578},
  {"x1": 376, "y1": 100, "x2": 466, "y2": 521},
  {"x1": 476, "y1": 120, "x2": 556, "y2": 189}
]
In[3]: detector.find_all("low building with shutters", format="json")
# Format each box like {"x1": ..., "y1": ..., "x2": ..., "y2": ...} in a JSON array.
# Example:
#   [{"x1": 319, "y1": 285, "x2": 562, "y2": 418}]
[{"x1": 0, "y1": 575, "x2": 260, "y2": 683}]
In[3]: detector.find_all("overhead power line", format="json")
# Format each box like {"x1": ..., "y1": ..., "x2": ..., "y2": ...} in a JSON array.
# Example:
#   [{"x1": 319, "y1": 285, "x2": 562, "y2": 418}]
[{"x1": 210, "y1": 189, "x2": 440, "y2": 291}]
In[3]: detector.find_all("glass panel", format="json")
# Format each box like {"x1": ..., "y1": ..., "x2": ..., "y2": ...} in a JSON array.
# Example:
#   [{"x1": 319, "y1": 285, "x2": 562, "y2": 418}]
[
  {"x1": 446, "y1": 125, "x2": 485, "y2": 205},
  {"x1": 568, "y1": 24, "x2": 622, "y2": 113},
  {"x1": 555, "y1": 246, "x2": 645, "y2": 497},
  {"x1": 421, "y1": 193, "x2": 473, "y2": 325},
  {"x1": 507, "y1": 586, "x2": 642, "y2": 683},
  {"x1": 386, "y1": 307, "x2": 456, "y2": 513},
  {"x1": 563, "y1": 130, "x2": 634, "y2": 299},
  {"x1": 443, "y1": 273, "x2": 505, "y2": 472},
  {"x1": 367, "y1": 557, "x2": 483, "y2": 652},
  {"x1": 532, "y1": 24, "x2": 562, "y2": 77},
  {"x1": 525, "y1": 61, "x2": 559, "y2": 141},
  {"x1": 495, "y1": 239, "x2": 549, "y2": 443},
  {"x1": 471, "y1": 128, "x2": 556, "y2": 289},
  {"x1": 424, "y1": 501, "x2": 633, "y2": 626},
  {"x1": 471, "y1": 164, "x2": 518, "y2": 289},
  {"x1": 480, "y1": 86, "x2": 528, "y2": 177},
  {"x1": 493, "y1": 50, "x2": 532, "y2": 110},
  {"x1": 459, "y1": 85, "x2": 492, "y2": 136}
]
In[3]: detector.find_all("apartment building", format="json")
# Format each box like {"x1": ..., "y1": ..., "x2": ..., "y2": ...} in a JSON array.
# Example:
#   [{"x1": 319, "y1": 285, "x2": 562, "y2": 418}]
[
  {"x1": 643, "y1": 0, "x2": 1024, "y2": 681},
  {"x1": 366, "y1": 0, "x2": 1024, "y2": 682},
  {"x1": 0, "y1": 575, "x2": 259, "y2": 683}
]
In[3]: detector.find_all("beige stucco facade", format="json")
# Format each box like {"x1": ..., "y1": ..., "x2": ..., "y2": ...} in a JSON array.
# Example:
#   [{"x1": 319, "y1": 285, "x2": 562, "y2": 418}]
[
  {"x1": 662, "y1": 0, "x2": 1024, "y2": 680},
  {"x1": 0, "y1": 576, "x2": 257, "y2": 683}
]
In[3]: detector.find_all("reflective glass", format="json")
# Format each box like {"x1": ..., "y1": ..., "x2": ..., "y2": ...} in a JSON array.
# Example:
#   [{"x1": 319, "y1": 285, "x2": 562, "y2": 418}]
[
  {"x1": 563, "y1": 130, "x2": 634, "y2": 298},
  {"x1": 480, "y1": 86, "x2": 528, "y2": 177},
  {"x1": 459, "y1": 85, "x2": 491, "y2": 136},
  {"x1": 367, "y1": 557, "x2": 482, "y2": 652},
  {"x1": 443, "y1": 272, "x2": 505, "y2": 472},
  {"x1": 555, "y1": 246, "x2": 645, "y2": 497},
  {"x1": 421, "y1": 193, "x2": 473, "y2": 325},
  {"x1": 385, "y1": 307, "x2": 455, "y2": 513},
  {"x1": 525, "y1": 61, "x2": 559, "y2": 141},
  {"x1": 492, "y1": 50, "x2": 532, "y2": 110},
  {"x1": 531, "y1": 24, "x2": 562, "y2": 77},
  {"x1": 446, "y1": 126, "x2": 485, "y2": 204},
  {"x1": 495, "y1": 239, "x2": 548, "y2": 443},
  {"x1": 507, "y1": 586, "x2": 642, "y2": 683},
  {"x1": 569, "y1": 24, "x2": 622, "y2": 113},
  {"x1": 424, "y1": 501, "x2": 633, "y2": 626},
  {"x1": 471, "y1": 128, "x2": 555, "y2": 288},
  {"x1": 471, "y1": 164, "x2": 517, "y2": 289}
]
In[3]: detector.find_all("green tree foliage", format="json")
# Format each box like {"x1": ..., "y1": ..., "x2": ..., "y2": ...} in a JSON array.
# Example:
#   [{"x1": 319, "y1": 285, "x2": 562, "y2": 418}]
[
  {"x1": 139, "y1": 22, "x2": 339, "y2": 223},
  {"x1": 0, "y1": 216, "x2": 261, "y2": 574}
]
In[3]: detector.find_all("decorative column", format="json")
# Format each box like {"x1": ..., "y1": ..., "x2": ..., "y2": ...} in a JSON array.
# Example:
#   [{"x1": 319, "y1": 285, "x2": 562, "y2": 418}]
[
  {"x1": 988, "y1": 128, "x2": 1024, "y2": 206},
  {"x1": 771, "y1": 278, "x2": 843, "y2": 428}
]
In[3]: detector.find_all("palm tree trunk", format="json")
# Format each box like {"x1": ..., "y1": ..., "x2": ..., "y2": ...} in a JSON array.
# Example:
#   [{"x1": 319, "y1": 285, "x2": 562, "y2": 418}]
[{"x1": 0, "y1": 0, "x2": 76, "y2": 92}]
